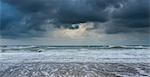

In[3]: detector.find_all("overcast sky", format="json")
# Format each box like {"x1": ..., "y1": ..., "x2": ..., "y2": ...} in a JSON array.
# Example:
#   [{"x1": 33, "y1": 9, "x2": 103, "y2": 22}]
[{"x1": 0, "y1": 0, "x2": 149, "y2": 45}]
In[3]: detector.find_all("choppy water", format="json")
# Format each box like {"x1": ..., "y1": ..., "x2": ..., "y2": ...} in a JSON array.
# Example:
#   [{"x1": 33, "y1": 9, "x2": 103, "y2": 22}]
[
  {"x1": 0, "y1": 45, "x2": 149, "y2": 53},
  {"x1": 0, "y1": 45, "x2": 150, "y2": 77},
  {"x1": 1, "y1": 63, "x2": 150, "y2": 77}
]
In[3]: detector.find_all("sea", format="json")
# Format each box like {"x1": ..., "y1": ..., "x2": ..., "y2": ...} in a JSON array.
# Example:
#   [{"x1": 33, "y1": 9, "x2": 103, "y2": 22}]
[{"x1": 0, "y1": 45, "x2": 150, "y2": 77}]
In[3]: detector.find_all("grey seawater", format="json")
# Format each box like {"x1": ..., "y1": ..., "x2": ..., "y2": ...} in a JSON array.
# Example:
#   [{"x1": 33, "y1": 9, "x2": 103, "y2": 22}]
[
  {"x1": 1, "y1": 63, "x2": 150, "y2": 77},
  {"x1": 0, "y1": 45, "x2": 150, "y2": 77}
]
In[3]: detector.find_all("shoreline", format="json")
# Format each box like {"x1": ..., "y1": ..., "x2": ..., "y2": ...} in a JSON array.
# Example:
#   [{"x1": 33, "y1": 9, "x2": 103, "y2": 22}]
[{"x1": 1, "y1": 62, "x2": 150, "y2": 77}]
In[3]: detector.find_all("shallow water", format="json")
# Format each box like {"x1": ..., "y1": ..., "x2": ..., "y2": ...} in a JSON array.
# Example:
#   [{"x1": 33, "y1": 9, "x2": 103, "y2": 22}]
[
  {"x1": 0, "y1": 45, "x2": 150, "y2": 77},
  {"x1": 0, "y1": 63, "x2": 150, "y2": 77}
]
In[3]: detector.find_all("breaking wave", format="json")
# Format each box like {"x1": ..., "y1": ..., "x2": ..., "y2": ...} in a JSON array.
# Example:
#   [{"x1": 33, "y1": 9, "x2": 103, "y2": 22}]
[{"x1": 0, "y1": 45, "x2": 149, "y2": 53}]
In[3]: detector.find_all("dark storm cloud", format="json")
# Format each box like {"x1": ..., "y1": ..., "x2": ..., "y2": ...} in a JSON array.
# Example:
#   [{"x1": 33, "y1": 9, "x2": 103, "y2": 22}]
[
  {"x1": 0, "y1": 0, "x2": 149, "y2": 38},
  {"x1": 105, "y1": 0, "x2": 149, "y2": 34},
  {"x1": 0, "y1": 0, "x2": 126, "y2": 38},
  {"x1": 0, "y1": 2, "x2": 25, "y2": 38},
  {"x1": 2, "y1": 0, "x2": 126, "y2": 23}
]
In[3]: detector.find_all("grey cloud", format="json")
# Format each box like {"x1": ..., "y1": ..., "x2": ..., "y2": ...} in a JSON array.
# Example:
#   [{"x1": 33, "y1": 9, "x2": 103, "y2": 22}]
[
  {"x1": 1, "y1": 0, "x2": 126, "y2": 23},
  {"x1": 1, "y1": 0, "x2": 126, "y2": 38},
  {"x1": 104, "y1": 0, "x2": 149, "y2": 34},
  {"x1": 0, "y1": 0, "x2": 149, "y2": 39}
]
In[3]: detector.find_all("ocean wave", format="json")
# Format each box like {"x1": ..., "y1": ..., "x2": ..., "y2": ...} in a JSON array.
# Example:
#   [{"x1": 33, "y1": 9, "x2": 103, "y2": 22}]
[
  {"x1": 0, "y1": 45, "x2": 149, "y2": 53},
  {"x1": 108, "y1": 45, "x2": 149, "y2": 49}
]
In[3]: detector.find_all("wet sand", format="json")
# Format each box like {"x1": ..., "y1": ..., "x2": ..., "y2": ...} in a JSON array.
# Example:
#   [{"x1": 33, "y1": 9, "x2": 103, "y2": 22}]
[{"x1": 0, "y1": 62, "x2": 150, "y2": 77}]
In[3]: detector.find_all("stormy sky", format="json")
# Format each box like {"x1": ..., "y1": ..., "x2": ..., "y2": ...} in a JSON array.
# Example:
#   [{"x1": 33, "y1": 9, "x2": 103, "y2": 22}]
[{"x1": 0, "y1": 0, "x2": 149, "y2": 45}]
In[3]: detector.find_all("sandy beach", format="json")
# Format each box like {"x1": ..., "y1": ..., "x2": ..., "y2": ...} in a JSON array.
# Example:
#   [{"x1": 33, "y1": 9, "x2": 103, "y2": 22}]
[{"x1": 0, "y1": 62, "x2": 150, "y2": 77}]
